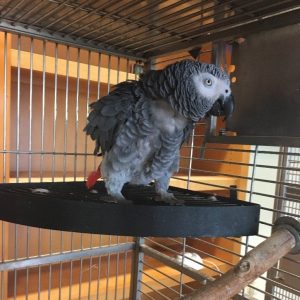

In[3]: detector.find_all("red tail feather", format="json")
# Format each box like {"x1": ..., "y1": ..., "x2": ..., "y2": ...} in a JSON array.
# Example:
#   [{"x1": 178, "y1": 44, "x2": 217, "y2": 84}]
[{"x1": 86, "y1": 166, "x2": 101, "y2": 189}]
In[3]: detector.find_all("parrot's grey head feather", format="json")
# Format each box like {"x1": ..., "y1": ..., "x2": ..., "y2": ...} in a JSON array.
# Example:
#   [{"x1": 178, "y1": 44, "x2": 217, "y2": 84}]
[{"x1": 142, "y1": 59, "x2": 233, "y2": 122}]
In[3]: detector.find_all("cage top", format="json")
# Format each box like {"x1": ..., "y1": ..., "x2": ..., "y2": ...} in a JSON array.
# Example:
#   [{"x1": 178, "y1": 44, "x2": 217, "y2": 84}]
[{"x1": 0, "y1": 0, "x2": 300, "y2": 60}]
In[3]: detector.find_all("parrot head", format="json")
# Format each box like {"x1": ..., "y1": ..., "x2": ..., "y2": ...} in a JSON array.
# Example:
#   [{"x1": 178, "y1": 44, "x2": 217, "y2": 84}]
[
  {"x1": 192, "y1": 68, "x2": 234, "y2": 120},
  {"x1": 161, "y1": 60, "x2": 234, "y2": 122}
]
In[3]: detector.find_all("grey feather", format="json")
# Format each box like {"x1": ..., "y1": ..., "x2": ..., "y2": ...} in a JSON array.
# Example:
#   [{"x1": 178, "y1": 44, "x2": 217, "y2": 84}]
[{"x1": 84, "y1": 59, "x2": 233, "y2": 202}]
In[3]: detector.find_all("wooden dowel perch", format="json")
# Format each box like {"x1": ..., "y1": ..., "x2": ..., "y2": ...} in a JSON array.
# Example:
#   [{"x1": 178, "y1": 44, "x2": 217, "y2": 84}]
[{"x1": 181, "y1": 217, "x2": 300, "y2": 300}]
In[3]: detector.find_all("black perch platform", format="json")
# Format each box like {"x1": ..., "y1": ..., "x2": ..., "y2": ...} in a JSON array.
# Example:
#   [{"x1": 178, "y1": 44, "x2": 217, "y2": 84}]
[{"x1": 0, "y1": 182, "x2": 260, "y2": 237}]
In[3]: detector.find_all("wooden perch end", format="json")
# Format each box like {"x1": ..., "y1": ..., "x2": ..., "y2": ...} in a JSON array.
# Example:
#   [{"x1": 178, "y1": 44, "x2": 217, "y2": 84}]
[{"x1": 181, "y1": 217, "x2": 300, "y2": 300}]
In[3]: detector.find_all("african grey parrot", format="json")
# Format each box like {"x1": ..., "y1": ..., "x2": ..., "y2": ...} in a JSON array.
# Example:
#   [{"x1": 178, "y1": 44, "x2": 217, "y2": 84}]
[{"x1": 84, "y1": 59, "x2": 234, "y2": 204}]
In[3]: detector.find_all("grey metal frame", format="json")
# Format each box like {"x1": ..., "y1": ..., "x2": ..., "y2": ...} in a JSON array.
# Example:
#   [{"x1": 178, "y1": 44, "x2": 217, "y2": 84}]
[
  {"x1": 129, "y1": 238, "x2": 145, "y2": 300},
  {"x1": 0, "y1": 243, "x2": 135, "y2": 272}
]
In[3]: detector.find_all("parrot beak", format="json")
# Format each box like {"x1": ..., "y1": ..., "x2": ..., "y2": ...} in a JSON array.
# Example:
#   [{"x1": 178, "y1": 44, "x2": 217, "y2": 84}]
[
  {"x1": 208, "y1": 94, "x2": 235, "y2": 120},
  {"x1": 222, "y1": 94, "x2": 235, "y2": 120}
]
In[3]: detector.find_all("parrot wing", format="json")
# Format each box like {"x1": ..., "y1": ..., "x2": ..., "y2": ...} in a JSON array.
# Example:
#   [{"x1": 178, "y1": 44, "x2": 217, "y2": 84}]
[{"x1": 84, "y1": 81, "x2": 138, "y2": 155}]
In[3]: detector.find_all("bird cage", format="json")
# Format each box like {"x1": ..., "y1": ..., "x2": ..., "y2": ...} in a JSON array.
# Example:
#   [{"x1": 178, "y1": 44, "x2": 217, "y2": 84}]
[{"x1": 0, "y1": 1, "x2": 300, "y2": 300}]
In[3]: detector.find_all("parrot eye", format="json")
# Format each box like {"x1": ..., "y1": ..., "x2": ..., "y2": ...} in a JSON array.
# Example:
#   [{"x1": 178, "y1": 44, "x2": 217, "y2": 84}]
[{"x1": 204, "y1": 78, "x2": 213, "y2": 87}]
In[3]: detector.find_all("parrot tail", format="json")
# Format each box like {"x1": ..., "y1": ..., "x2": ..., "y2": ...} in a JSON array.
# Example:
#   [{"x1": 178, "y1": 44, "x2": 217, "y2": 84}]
[{"x1": 86, "y1": 165, "x2": 101, "y2": 190}]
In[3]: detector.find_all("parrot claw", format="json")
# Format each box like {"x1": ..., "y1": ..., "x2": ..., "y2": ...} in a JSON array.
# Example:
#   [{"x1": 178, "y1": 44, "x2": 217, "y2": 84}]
[
  {"x1": 155, "y1": 191, "x2": 184, "y2": 206},
  {"x1": 103, "y1": 194, "x2": 132, "y2": 204}
]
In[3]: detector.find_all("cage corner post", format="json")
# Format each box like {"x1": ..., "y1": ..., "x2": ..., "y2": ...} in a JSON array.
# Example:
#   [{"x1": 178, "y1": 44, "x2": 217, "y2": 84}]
[{"x1": 129, "y1": 237, "x2": 145, "y2": 300}]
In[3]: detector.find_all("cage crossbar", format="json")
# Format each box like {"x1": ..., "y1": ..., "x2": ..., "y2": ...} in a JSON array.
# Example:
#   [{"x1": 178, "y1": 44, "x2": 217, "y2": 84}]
[{"x1": 0, "y1": 242, "x2": 134, "y2": 271}]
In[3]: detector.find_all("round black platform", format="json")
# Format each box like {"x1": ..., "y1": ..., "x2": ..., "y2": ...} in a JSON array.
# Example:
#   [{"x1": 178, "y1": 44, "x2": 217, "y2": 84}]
[{"x1": 0, "y1": 181, "x2": 260, "y2": 237}]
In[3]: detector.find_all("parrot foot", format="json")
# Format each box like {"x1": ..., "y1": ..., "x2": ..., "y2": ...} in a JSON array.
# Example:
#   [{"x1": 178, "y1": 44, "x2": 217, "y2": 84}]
[
  {"x1": 155, "y1": 191, "x2": 184, "y2": 206},
  {"x1": 103, "y1": 193, "x2": 132, "y2": 204}
]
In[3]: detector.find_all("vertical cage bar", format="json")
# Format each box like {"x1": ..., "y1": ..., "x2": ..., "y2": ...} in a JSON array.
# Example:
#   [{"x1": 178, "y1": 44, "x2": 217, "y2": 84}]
[
  {"x1": 265, "y1": 146, "x2": 289, "y2": 299},
  {"x1": 107, "y1": 54, "x2": 111, "y2": 94},
  {"x1": 116, "y1": 56, "x2": 120, "y2": 83},
  {"x1": 92, "y1": 52, "x2": 101, "y2": 171},
  {"x1": 129, "y1": 237, "x2": 145, "y2": 300},
  {"x1": 115, "y1": 237, "x2": 120, "y2": 300},
  {"x1": 74, "y1": 48, "x2": 80, "y2": 181},
  {"x1": 179, "y1": 237, "x2": 187, "y2": 297},
  {"x1": 126, "y1": 58, "x2": 130, "y2": 81},
  {"x1": 122, "y1": 250, "x2": 128, "y2": 300},
  {"x1": 14, "y1": 226, "x2": 17, "y2": 300},
  {"x1": 59, "y1": 228, "x2": 64, "y2": 300},
  {"x1": 25, "y1": 225, "x2": 30, "y2": 300},
  {"x1": 16, "y1": 34, "x2": 21, "y2": 182},
  {"x1": 186, "y1": 128, "x2": 195, "y2": 190},
  {"x1": 105, "y1": 55, "x2": 112, "y2": 299},
  {"x1": 52, "y1": 43, "x2": 58, "y2": 181},
  {"x1": 123, "y1": 57, "x2": 130, "y2": 300},
  {"x1": 38, "y1": 228, "x2": 42, "y2": 300},
  {"x1": 87, "y1": 233, "x2": 93, "y2": 300},
  {"x1": 87, "y1": 49, "x2": 91, "y2": 170},
  {"x1": 241, "y1": 145, "x2": 259, "y2": 297},
  {"x1": 84, "y1": 50, "x2": 92, "y2": 179},
  {"x1": 97, "y1": 53, "x2": 102, "y2": 99},
  {"x1": 78, "y1": 232, "x2": 84, "y2": 299},
  {"x1": 63, "y1": 46, "x2": 70, "y2": 181},
  {"x1": 69, "y1": 232, "x2": 74, "y2": 299},
  {"x1": 40, "y1": 40, "x2": 46, "y2": 182},
  {"x1": 68, "y1": 259, "x2": 73, "y2": 300},
  {"x1": 244, "y1": 145, "x2": 259, "y2": 251},
  {"x1": 48, "y1": 228, "x2": 53, "y2": 300},
  {"x1": 2, "y1": 32, "x2": 8, "y2": 183},
  {"x1": 114, "y1": 56, "x2": 121, "y2": 300},
  {"x1": 28, "y1": 38, "x2": 33, "y2": 182},
  {"x1": 273, "y1": 146, "x2": 289, "y2": 218},
  {"x1": 0, "y1": 271, "x2": 3, "y2": 300},
  {"x1": 1, "y1": 35, "x2": 9, "y2": 300},
  {"x1": 105, "y1": 235, "x2": 113, "y2": 299},
  {"x1": 13, "y1": 33, "x2": 21, "y2": 300},
  {"x1": 96, "y1": 232, "x2": 104, "y2": 300},
  {"x1": 1, "y1": 215, "x2": 6, "y2": 300},
  {"x1": 96, "y1": 253, "x2": 102, "y2": 300},
  {"x1": 1, "y1": 224, "x2": 4, "y2": 300}
]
